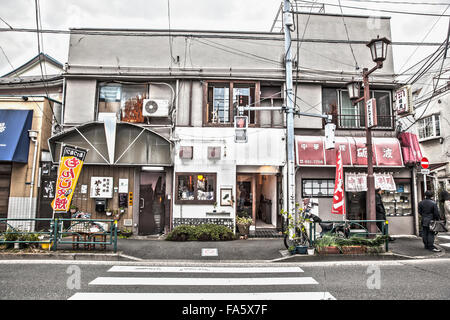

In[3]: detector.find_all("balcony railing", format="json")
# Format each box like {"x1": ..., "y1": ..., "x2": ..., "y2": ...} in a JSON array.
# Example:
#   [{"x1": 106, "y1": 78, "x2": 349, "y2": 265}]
[{"x1": 336, "y1": 114, "x2": 394, "y2": 130}]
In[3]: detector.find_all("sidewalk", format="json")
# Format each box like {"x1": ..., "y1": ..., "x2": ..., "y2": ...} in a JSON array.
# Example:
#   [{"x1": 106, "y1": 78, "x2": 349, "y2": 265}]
[
  {"x1": 114, "y1": 234, "x2": 448, "y2": 262},
  {"x1": 0, "y1": 234, "x2": 447, "y2": 262}
]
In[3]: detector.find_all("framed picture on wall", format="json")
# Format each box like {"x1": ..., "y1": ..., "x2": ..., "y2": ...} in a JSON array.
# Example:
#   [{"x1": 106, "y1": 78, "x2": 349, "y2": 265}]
[{"x1": 220, "y1": 188, "x2": 233, "y2": 206}]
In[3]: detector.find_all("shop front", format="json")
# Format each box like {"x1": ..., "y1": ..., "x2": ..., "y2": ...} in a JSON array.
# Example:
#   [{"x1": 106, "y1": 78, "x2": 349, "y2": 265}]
[
  {"x1": 296, "y1": 135, "x2": 416, "y2": 235},
  {"x1": 47, "y1": 121, "x2": 173, "y2": 235}
]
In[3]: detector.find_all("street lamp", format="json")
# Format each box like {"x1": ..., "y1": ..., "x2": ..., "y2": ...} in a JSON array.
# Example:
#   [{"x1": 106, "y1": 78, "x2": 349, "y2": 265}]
[{"x1": 346, "y1": 35, "x2": 391, "y2": 236}]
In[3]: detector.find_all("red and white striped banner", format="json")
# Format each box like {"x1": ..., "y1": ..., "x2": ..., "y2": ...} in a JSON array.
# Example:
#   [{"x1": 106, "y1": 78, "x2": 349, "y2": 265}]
[{"x1": 332, "y1": 148, "x2": 345, "y2": 215}]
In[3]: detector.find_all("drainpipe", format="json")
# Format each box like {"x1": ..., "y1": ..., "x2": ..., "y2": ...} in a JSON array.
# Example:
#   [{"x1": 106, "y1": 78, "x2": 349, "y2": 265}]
[{"x1": 28, "y1": 130, "x2": 39, "y2": 231}]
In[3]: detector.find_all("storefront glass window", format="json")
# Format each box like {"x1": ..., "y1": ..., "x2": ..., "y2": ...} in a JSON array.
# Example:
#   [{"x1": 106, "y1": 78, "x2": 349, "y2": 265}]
[
  {"x1": 176, "y1": 173, "x2": 216, "y2": 204},
  {"x1": 382, "y1": 183, "x2": 412, "y2": 216},
  {"x1": 302, "y1": 179, "x2": 335, "y2": 197}
]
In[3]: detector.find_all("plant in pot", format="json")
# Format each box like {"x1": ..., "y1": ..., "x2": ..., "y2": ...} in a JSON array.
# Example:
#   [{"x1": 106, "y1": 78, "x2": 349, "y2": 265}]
[
  {"x1": 105, "y1": 208, "x2": 113, "y2": 217},
  {"x1": 314, "y1": 234, "x2": 340, "y2": 254},
  {"x1": 236, "y1": 216, "x2": 252, "y2": 237},
  {"x1": 336, "y1": 237, "x2": 366, "y2": 255},
  {"x1": 69, "y1": 204, "x2": 78, "y2": 216}
]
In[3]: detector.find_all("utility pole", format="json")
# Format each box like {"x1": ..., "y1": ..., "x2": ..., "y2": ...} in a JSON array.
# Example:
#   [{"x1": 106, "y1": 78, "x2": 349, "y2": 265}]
[{"x1": 283, "y1": 0, "x2": 296, "y2": 237}]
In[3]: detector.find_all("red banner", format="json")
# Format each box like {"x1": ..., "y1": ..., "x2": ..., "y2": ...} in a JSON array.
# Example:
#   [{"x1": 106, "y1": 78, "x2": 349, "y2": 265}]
[{"x1": 332, "y1": 148, "x2": 345, "y2": 215}]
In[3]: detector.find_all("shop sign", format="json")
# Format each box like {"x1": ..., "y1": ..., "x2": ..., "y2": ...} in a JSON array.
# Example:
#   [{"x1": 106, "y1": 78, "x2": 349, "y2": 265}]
[
  {"x1": 52, "y1": 145, "x2": 87, "y2": 211},
  {"x1": 331, "y1": 149, "x2": 345, "y2": 215},
  {"x1": 345, "y1": 173, "x2": 368, "y2": 192},
  {"x1": 366, "y1": 98, "x2": 377, "y2": 128},
  {"x1": 90, "y1": 177, "x2": 114, "y2": 198},
  {"x1": 374, "y1": 173, "x2": 396, "y2": 191},
  {"x1": 395, "y1": 85, "x2": 413, "y2": 116}
]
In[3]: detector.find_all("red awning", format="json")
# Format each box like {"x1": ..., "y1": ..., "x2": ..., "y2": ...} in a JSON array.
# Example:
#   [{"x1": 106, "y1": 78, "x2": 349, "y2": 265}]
[
  {"x1": 296, "y1": 136, "x2": 404, "y2": 167},
  {"x1": 398, "y1": 132, "x2": 423, "y2": 165}
]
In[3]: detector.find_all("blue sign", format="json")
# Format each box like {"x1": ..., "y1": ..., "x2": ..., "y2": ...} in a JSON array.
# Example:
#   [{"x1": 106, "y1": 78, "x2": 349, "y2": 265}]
[{"x1": 0, "y1": 109, "x2": 33, "y2": 162}]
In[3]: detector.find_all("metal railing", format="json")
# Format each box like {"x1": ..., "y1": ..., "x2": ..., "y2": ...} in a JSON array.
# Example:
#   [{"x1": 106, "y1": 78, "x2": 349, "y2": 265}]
[
  {"x1": 337, "y1": 114, "x2": 394, "y2": 130},
  {"x1": 308, "y1": 219, "x2": 390, "y2": 252},
  {"x1": 0, "y1": 218, "x2": 118, "y2": 252}
]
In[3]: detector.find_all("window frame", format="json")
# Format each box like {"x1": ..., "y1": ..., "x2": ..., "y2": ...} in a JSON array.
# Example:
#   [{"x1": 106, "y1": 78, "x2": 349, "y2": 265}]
[
  {"x1": 302, "y1": 179, "x2": 335, "y2": 198},
  {"x1": 203, "y1": 80, "x2": 260, "y2": 127},
  {"x1": 175, "y1": 172, "x2": 217, "y2": 204},
  {"x1": 336, "y1": 89, "x2": 393, "y2": 130},
  {"x1": 417, "y1": 113, "x2": 441, "y2": 141}
]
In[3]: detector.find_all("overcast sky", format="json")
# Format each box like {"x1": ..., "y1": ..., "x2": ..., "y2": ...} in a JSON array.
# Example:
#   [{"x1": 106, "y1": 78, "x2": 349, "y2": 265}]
[{"x1": 0, "y1": 0, "x2": 449, "y2": 77}]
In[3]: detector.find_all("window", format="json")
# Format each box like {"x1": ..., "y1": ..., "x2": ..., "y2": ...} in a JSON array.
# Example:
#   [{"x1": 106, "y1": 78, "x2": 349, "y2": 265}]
[
  {"x1": 417, "y1": 114, "x2": 441, "y2": 140},
  {"x1": 302, "y1": 179, "x2": 335, "y2": 198},
  {"x1": 206, "y1": 81, "x2": 257, "y2": 125},
  {"x1": 98, "y1": 83, "x2": 148, "y2": 122},
  {"x1": 331, "y1": 89, "x2": 393, "y2": 129},
  {"x1": 176, "y1": 173, "x2": 216, "y2": 204}
]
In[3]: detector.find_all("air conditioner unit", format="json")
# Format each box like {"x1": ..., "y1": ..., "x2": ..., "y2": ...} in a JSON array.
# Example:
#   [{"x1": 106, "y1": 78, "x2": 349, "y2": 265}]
[{"x1": 142, "y1": 99, "x2": 169, "y2": 117}]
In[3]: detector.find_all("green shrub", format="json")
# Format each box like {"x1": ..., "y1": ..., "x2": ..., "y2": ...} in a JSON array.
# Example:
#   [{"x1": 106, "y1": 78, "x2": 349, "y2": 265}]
[{"x1": 166, "y1": 224, "x2": 234, "y2": 241}]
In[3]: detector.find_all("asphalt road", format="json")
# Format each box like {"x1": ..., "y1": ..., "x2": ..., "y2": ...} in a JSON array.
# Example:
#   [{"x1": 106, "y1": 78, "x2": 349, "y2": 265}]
[{"x1": 0, "y1": 259, "x2": 449, "y2": 301}]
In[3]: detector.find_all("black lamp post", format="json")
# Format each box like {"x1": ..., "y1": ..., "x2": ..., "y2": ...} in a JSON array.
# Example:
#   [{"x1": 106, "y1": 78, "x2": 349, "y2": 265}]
[{"x1": 346, "y1": 35, "x2": 391, "y2": 235}]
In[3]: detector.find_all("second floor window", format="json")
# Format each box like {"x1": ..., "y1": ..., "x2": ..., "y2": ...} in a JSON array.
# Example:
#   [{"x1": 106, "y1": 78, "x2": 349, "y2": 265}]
[
  {"x1": 323, "y1": 88, "x2": 393, "y2": 130},
  {"x1": 417, "y1": 114, "x2": 440, "y2": 140},
  {"x1": 206, "y1": 81, "x2": 256, "y2": 125},
  {"x1": 98, "y1": 83, "x2": 148, "y2": 122}
]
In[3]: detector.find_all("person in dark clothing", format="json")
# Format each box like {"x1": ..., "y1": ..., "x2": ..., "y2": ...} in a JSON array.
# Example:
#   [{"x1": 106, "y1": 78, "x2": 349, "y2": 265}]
[
  {"x1": 419, "y1": 191, "x2": 442, "y2": 252},
  {"x1": 375, "y1": 188, "x2": 395, "y2": 241}
]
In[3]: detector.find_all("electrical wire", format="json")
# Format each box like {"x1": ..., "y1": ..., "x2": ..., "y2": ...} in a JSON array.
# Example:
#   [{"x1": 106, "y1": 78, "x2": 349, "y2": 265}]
[
  {"x1": 298, "y1": 0, "x2": 450, "y2": 17},
  {"x1": 340, "y1": 0, "x2": 450, "y2": 6},
  {"x1": 397, "y1": 4, "x2": 450, "y2": 75},
  {"x1": 337, "y1": 0, "x2": 359, "y2": 70}
]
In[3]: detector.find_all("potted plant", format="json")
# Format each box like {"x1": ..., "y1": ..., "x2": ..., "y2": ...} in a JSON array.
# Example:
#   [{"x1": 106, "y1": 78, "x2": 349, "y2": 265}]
[
  {"x1": 288, "y1": 245, "x2": 297, "y2": 255},
  {"x1": 69, "y1": 204, "x2": 78, "y2": 215},
  {"x1": 119, "y1": 228, "x2": 133, "y2": 238},
  {"x1": 105, "y1": 208, "x2": 113, "y2": 217},
  {"x1": 236, "y1": 216, "x2": 253, "y2": 236},
  {"x1": 314, "y1": 235, "x2": 340, "y2": 254},
  {"x1": 336, "y1": 237, "x2": 366, "y2": 254}
]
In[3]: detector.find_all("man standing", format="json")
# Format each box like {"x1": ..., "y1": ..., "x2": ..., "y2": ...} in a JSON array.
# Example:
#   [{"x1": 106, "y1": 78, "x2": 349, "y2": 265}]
[
  {"x1": 419, "y1": 191, "x2": 442, "y2": 252},
  {"x1": 375, "y1": 188, "x2": 395, "y2": 241}
]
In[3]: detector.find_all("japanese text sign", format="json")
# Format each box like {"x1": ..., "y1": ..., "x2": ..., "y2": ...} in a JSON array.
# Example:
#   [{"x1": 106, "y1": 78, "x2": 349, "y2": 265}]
[
  {"x1": 52, "y1": 145, "x2": 87, "y2": 211},
  {"x1": 332, "y1": 148, "x2": 345, "y2": 215}
]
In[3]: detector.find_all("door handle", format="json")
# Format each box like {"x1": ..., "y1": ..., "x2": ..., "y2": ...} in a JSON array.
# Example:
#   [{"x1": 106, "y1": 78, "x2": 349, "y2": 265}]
[{"x1": 140, "y1": 198, "x2": 145, "y2": 209}]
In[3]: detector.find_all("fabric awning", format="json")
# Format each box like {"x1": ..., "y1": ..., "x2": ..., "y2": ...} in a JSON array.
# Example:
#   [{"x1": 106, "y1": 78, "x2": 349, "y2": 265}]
[
  {"x1": 0, "y1": 109, "x2": 33, "y2": 163},
  {"x1": 397, "y1": 132, "x2": 422, "y2": 165},
  {"x1": 296, "y1": 136, "x2": 404, "y2": 167}
]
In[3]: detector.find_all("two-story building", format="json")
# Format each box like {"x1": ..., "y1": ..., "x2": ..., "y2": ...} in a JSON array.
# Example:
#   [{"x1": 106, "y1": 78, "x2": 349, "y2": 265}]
[{"x1": 52, "y1": 11, "x2": 417, "y2": 236}]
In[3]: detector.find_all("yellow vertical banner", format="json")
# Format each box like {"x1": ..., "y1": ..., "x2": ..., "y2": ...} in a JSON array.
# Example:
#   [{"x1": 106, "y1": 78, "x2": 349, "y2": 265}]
[{"x1": 51, "y1": 145, "x2": 88, "y2": 212}]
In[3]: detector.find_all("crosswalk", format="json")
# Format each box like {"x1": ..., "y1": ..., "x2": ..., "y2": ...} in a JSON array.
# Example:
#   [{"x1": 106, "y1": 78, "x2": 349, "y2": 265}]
[
  {"x1": 68, "y1": 265, "x2": 335, "y2": 300},
  {"x1": 437, "y1": 234, "x2": 450, "y2": 248}
]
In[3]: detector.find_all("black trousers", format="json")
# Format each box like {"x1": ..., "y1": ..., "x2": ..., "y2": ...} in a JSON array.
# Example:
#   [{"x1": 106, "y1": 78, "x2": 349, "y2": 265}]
[{"x1": 422, "y1": 226, "x2": 435, "y2": 250}]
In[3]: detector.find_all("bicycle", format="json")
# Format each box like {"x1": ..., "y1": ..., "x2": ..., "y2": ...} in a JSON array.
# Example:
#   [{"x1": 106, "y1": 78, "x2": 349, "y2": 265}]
[{"x1": 282, "y1": 206, "x2": 352, "y2": 250}]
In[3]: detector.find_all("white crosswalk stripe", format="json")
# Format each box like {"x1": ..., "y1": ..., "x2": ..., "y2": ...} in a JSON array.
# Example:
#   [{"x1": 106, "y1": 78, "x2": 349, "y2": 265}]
[
  {"x1": 68, "y1": 265, "x2": 336, "y2": 300},
  {"x1": 437, "y1": 234, "x2": 450, "y2": 248}
]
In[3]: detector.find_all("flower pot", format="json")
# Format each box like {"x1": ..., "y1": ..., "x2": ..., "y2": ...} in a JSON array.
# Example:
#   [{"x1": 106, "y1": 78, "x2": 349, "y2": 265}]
[
  {"x1": 340, "y1": 245, "x2": 366, "y2": 254},
  {"x1": 317, "y1": 246, "x2": 340, "y2": 255},
  {"x1": 237, "y1": 224, "x2": 249, "y2": 235},
  {"x1": 296, "y1": 246, "x2": 308, "y2": 254},
  {"x1": 307, "y1": 248, "x2": 315, "y2": 255},
  {"x1": 365, "y1": 246, "x2": 385, "y2": 254}
]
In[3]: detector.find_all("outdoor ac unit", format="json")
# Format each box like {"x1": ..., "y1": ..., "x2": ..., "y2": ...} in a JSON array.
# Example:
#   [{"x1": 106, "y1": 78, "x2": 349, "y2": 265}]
[{"x1": 142, "y1": 99, "x2": 169, "y2": 117}]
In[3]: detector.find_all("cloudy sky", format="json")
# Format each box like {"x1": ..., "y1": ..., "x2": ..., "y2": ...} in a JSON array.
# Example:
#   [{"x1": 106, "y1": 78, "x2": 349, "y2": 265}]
[{"x1": 0, "y1": 0, "x2": 449, "y2": 77}]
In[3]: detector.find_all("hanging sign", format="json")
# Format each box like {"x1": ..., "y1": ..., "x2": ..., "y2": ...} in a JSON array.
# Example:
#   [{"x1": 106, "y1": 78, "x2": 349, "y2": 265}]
[
  {"x1": 395, "y1": 85, "x2": 413, "y2": 116},
  {"x1": 52, "y1": 145, "x2": 87, "y2": 211},
  {"x1": 374, "y1": 173, "x2": 396, "y2": 191},
  {"x1": 345, "y1": 173, "x2": 368, "y2": 192},
  {"x1": 366, "y1": 98, "x2": 377, "y2": 128},
  {"x1": 332, "y1": 148, "x2": 345, "y2": 215}
]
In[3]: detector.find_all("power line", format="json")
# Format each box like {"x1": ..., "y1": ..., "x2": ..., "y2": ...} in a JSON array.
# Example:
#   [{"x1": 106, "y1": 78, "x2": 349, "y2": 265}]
[
  {"x1": 397, "y1": 4, "x2": 450, "y2": 75},
  {"x1": 0, "y1": 27, "x2": 444, "y2": 46},
  {"x1": 337, "y1": 0, "x2": 359, "y2": 70},
  {"x1": 341, "y1": 0, "x2": 450, "y2": 5},
  {"x1": 0, "y1": 16, "x2": 13, "y2": 29},
  {"x1": 296, "y1": 0, "x2": 450, "y2": 17}
]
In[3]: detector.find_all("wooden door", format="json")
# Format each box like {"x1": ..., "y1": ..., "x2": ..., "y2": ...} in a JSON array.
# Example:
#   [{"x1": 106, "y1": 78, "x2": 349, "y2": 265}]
[{"x1": 0, "y1": 164, "x2": 11, "y2": 231}]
